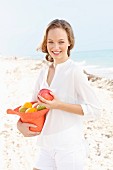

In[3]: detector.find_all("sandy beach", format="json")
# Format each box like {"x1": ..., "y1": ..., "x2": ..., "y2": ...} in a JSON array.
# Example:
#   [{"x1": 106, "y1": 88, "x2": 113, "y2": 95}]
[{"x1": 0, "y1": 56, "x2": 113, "y2": 170}]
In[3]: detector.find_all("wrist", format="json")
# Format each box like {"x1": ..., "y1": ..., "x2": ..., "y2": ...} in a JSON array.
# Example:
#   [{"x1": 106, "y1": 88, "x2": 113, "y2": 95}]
[
  {"x1": 57, "y1": 101, "x2": 63, "y2": 110},
  {"x1": 17, "y1": 118, "x2": 22, "y2": 129}
]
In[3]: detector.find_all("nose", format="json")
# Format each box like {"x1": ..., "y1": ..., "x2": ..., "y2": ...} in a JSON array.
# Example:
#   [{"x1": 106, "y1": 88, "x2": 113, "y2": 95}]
[{"x1": 53, "y1": 43, "x2": 59, "y2": 50}]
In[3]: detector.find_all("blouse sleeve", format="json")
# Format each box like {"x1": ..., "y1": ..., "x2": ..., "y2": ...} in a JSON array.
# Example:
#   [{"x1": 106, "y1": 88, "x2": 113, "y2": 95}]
[
  {"x1": 31, "y1": 67, "x2": 45, "y2": 102},
  {"x1": 75, "y1": 66, "x2": 102, "y2": 120}
]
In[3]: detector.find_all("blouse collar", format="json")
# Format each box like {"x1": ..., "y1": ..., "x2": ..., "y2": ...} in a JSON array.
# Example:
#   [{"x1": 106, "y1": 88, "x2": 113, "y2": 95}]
[{"x1": 53, "y1": 58, "x2": 72, "y2": 69}]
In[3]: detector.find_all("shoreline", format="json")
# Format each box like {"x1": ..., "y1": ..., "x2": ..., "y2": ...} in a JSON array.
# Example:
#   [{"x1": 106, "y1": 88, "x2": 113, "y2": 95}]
[
  {"x1": 1, "y1": 55, "x2": 113, "y2": 80},
  {"x1": 1, "y1": 56, "x2": 113, "y2": 170}
]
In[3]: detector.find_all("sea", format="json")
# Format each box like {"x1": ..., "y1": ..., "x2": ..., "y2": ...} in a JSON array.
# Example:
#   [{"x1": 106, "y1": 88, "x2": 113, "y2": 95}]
[
  {"x1": 32, "y1": 49, "x2": 113, "y2": 80},
  {"x1": 72, "y1": 49, "x2": 113, "y2": 80},
  {"x1": 1, "y1": 49, "x2": 113, "y2": 80}
]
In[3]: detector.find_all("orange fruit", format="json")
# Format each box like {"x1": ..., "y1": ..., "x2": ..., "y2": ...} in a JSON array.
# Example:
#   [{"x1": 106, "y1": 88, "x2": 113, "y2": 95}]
[
  {"x1": 25, "y1": 107, "x2": 37, "y2": 113},
  {"x1": 23, "y1": 102, "x2": 32, "y2": 108}
]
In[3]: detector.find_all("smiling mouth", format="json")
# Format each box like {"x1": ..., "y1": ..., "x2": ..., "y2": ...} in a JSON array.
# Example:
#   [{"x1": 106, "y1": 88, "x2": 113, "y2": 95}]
[{"x1": 52, "y1": 51, "x2": 61, "y2": 55}]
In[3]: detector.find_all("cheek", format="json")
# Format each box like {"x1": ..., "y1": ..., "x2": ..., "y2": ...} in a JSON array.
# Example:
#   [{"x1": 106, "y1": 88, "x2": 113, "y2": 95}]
[
  {"x1": 47, "y1": 49, "x2": 52, "y2": 56},
  {"x1": 62, "y1": 45, "x2": 69, "y2": 51},
  {"x1": 47, "y1": 44, "x2": 52, "y2": 52}
]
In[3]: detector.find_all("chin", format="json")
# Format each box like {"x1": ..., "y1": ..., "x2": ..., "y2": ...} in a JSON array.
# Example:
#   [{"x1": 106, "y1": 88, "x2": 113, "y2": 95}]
[{"x1": 52, "y1": 55, "x2": 62, "y2": 60}]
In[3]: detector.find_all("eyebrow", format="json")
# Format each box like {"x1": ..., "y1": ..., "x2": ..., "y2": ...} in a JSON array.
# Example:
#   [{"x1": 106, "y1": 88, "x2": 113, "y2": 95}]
[{"x1": 47, "y1": 39, "x2": 65, "y2": 41}]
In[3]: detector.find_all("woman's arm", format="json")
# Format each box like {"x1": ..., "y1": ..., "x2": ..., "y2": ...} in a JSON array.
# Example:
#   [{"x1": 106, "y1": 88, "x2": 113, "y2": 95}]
[
  {"x1": 57, "y1": 102, "x2": 84, "y2": 115},
  {"x1": 74, "y1": 66, "x2": 102, "y2": 119},
  {"x1": 38, "y1": 93, "x2": 84, "y2": 116},
  {"x1": 38, "y1": 67, "x2": 102, "y2": 118},
  {"x1": 17, "y1": 68, "x2": 45, "y2": 137},
  {"x1": 17, "y1": 119, "x2": 40, "y2": 137}
]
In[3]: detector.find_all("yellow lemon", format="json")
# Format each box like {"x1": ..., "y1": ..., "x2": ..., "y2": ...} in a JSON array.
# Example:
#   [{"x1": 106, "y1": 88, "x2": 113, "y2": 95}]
[
  {"x1": 23, "y1": 102, "x2": 32, "y2": 108},
  {"x1": 25, "y1": 107, "x2": 37, "y2": 113}
]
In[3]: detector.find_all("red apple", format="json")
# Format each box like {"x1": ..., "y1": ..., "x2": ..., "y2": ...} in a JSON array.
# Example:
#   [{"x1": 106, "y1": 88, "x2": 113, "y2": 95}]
[{"x1": 38, "y1": 89, "x2": 54, "y2": 101}]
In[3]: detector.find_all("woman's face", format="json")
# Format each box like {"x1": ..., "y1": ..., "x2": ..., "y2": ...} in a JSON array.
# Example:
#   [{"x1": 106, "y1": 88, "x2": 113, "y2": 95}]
[{"x1": 47, "y1": 28, "x2": 70, "y2": 63}]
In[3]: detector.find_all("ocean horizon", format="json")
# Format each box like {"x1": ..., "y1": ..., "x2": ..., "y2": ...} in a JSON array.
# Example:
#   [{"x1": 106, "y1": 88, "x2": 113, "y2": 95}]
[
  {"x1": 32, "y1": 48, "x2": 113, "y2": 79},
  {"x1": 1, "y1": 49, "x2": 113, "y2": 79},
  {"x1": 72, "y1": 49, "x2": 113, "y2": 79}
]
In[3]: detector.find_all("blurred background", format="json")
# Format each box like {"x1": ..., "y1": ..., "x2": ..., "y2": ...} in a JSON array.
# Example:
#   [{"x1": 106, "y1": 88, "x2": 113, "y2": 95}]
[{"x1": 0, "y1": 0, "x2": 113, "y2": 77}]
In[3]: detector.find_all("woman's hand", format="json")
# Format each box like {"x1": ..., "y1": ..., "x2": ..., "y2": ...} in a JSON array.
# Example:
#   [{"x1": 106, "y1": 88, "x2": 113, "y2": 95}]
[
  {"x1": 17, "y1": 119, "x2": 40, "y2": 137},
  {"x1": 38, "y1": 92, "x2": 61, "y2": 110},
  {"x1": 38, "y1": 92, "x2": 84, "y2": 115}
]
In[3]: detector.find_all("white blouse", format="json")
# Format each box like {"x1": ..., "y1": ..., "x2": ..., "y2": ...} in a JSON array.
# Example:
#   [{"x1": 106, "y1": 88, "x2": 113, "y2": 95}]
[{"x1": 32, "y1": 58, "x2": 101, "y2": 150}]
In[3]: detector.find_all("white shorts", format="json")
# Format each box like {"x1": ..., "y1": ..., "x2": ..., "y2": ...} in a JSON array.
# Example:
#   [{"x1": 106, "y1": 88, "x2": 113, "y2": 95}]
[{"x1": 33, "y1": 145, "x2": 87, "y2": 170}]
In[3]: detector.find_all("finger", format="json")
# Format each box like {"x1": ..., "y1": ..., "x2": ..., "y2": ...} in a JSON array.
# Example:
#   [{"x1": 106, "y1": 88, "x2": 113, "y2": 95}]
[
  {"x1": 17, "y1": 119, "x2": 37, "y2": 128},
  {"x1": 38, "y1": 95, "x2": 48, "y2": 103},
  {"x1": 49, "y1": 92, "x2": 56, "y2": 99},
  {"x1": 29, "y1": 131, "x2": 40, "y2": 136},
  {"x1": 24, "y1": 134, "x2": 36, "y2": 137},
  {"x1": 25, "y1": 131, "x2": 40, "y2": 137},
  {"x1": 25, "y1": 123, "x2": 37, "y2": 128},
  {"x1": 37, "y1": 99, "x2": 43, "y2": 105},
  {"x1": 49, "y1": 91, "x2": 54, "y2": 95}
]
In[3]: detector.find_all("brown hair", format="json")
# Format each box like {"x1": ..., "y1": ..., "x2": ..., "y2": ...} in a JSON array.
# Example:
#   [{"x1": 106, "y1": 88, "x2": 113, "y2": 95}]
[{"x1": 37, "y1": 19, "x2": 75, "y2": 62}]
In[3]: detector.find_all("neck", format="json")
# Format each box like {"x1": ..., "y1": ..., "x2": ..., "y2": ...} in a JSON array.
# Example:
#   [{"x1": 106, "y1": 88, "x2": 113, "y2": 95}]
[{"x1": 53, "y1": 57, "x2": 69, "y2": 67}]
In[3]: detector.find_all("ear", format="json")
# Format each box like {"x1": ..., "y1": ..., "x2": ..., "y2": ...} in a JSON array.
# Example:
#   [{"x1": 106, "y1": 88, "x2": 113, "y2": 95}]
[
  {"x1": 68, "y1": 42, "x2": 70, "y2": 46},
  {"x1": 68, "y1": 44, "x2": 70, "y2": 47}
]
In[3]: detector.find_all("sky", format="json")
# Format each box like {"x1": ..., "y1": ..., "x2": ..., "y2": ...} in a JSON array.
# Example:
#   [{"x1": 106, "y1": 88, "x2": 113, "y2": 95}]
[{"x1": 0, "y1": 0, "x2": 113, "y2": 57}]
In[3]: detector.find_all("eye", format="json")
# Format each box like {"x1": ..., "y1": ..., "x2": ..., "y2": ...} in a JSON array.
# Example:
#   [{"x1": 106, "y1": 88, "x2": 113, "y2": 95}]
[
  {"x1": 48, "y1": 41, "x2": 53, "y2": 44},
  {"x1": 59, "y1": 41, "x2": 65, "y2": 44}
]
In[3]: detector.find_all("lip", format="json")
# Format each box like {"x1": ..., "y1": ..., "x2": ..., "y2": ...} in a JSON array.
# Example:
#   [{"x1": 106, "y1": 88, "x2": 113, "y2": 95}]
[{"x1": 52, "y1": 51, "x2": 61, "y2": 56}]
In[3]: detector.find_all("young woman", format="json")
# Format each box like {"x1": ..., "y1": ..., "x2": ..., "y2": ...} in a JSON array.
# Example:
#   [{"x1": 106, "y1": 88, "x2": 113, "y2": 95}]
[{"x1": 17, "y1": 19, "x2": 101, "y2": 170}]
